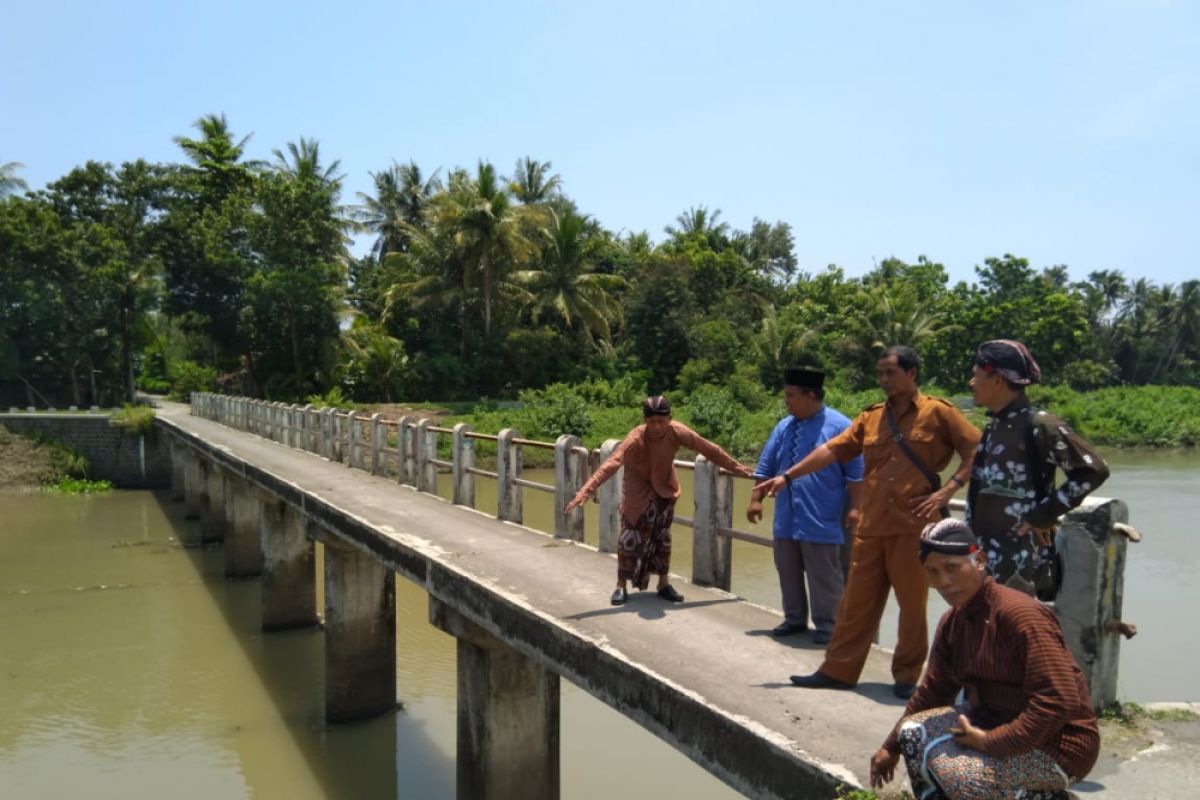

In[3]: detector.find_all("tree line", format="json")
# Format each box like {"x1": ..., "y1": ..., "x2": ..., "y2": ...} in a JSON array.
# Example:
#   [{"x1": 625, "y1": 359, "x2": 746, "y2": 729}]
[{"x1": 2, "y1": 115, "x2": 1198, "y2": 409}]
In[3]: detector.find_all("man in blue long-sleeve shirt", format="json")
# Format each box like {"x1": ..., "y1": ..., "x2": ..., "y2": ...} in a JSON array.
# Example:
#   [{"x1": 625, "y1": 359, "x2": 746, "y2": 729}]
[{"x1": 747, "y1": 367, "x2": 864, "y2": 643}]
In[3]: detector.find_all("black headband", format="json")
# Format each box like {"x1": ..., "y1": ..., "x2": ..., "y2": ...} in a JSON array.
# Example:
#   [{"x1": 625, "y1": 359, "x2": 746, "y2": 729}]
[
  {"x1": 919, "y1": 519, "x2": 980, "y2": 561},
  {"x1": 642, "y1": 395, "x2": 671, "y2": 417}
]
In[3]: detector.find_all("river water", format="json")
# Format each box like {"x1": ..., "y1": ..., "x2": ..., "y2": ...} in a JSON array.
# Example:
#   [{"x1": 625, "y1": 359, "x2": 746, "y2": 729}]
[{"x1": 0, "y1": 448, "x2": 1194, "y2": 797}]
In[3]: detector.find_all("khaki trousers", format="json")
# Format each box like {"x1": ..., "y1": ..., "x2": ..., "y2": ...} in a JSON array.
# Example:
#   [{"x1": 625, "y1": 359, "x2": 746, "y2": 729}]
[{"x1": 819, "y1": 533, "x2": 928, "y2": 686}]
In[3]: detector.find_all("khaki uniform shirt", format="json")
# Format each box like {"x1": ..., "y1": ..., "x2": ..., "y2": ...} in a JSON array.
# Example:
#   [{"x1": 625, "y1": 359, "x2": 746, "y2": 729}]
[{"x1": 825, "y1": 392, "x2": 980, "y2": 538}]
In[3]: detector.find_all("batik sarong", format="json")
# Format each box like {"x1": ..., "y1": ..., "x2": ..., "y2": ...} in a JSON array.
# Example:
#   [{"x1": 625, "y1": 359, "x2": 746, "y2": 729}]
[
  {"x1": 897, "y1": 706, "x2": 1070, "y2": 800},
  {"x1": 617, "y1": 494, "x2": 675, "y2": 589}
]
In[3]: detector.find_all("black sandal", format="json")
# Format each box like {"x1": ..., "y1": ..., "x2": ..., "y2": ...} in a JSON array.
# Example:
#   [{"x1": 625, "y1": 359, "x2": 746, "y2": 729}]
[{"x1": 657, "y1": 585, "x2": 684, "y2": 602}]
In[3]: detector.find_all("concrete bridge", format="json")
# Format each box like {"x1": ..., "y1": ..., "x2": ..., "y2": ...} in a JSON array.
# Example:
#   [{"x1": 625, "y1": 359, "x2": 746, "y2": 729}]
[{"x1": 157, "y1": 394, "x2": 1139, "y2": 799}]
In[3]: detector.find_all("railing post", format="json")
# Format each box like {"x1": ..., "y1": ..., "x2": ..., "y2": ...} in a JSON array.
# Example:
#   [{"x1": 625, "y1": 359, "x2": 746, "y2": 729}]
[
  {"x1": 333, "y1": 410, "x2": 346, "y2": 463},
  {"x1": 555, "y1": 435, "x2": 585, "y2": 541},
  {"x1": 596, "y1": 439, "x2": 622, "y2": 554},
  {"x1": 416, "y1": 418, "x2": 437, "y2": 493},
  {"x1": 306, "y1": 405, "x2": 318, "y2": 452},
  {"x1": 370, "y1": 413, "x2": 385, "y2": 475},
  {"x1": 1055, "y1": 496, "x2": 1134, "y2": 712},
  {"x1": 291, "y1": 404, "x2": 302, "y2": 448},
  {"x1": 348, "y1": 411, "x2": 362, "y2": 469},
  {"x1": 320, "y1": 408, "x2": 334, "y2": 459},
  {"x1": 497, "y1": 428, "x2": 523, "y2": 524},
  {"x1": 453, "y1": 423, "x2": 476, "y2": 507},
  {"x1": 396, "y1": 415, "x2": 415, "y2": 485},
  {"x1": 692, "y1": 456, "x2": 733, "y2": 590}
]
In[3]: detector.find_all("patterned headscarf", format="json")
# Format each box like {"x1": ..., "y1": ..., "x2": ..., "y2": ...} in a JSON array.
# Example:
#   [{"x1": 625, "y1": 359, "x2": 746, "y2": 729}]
[
  {"x1": 973, "y1": 339, "x2": 1042, "y2": 385},
  {"x1": 642, "y1": 395, "x2": 672, "y2": 417},
  {"x1": 919, "y1": 518, "x2": 980, "y2": 561}
]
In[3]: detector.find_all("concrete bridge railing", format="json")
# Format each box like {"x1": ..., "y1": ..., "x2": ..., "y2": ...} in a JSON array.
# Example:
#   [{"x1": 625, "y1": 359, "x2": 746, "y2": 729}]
[{"x1": 188, "y1": 392, "x2": 1137, "y2": 711}]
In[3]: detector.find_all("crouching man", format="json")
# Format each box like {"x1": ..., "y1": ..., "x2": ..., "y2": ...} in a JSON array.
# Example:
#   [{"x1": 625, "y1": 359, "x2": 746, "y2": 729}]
[{"x1": 869, "y1": 519, "x2": 1099, "y2": 800}]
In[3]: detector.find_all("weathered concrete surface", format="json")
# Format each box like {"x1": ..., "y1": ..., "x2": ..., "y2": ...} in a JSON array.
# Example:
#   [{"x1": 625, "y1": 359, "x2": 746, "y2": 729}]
[
  {"x1": 258, "y1": 492, "x2": 318, "y2": 631},
  {"x1": 156, "y1": 402, "x2": 1178, "y2": 799},
  {"x1": 432, "y1": 597, "x2": 561, "y2": 800},
  {"x1": 323, "y1": 540, "x2": 397, "y2": 722}
]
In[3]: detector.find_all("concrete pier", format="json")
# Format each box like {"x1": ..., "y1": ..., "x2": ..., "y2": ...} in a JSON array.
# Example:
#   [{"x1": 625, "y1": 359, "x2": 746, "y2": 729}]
[
  {"x1": 258, "y1": 492, "x2": 319, "y2": 631},
  {"x1": 202, "y1": 461, "x2": 226, "y2": 544},
  {"x1": 323, "y1": 540, "x2": 397, "y2": 722},
  {"x1": 170, "y1": 442, "x2": 185, "y2": 502},
  {"x1": 431, "y1": 598, "x2": 560, "y2": 800},
  {"x1": 182, "y1": 449, "x2": 204, "y2": 522},
  {"x1": 222, "y1": 474, "x2": 263, "y2": 578}
]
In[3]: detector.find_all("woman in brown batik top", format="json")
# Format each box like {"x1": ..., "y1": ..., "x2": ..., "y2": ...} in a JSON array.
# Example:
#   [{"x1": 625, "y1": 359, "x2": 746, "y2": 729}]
[{"x1": 564, "y1": 396, "x2": 753, "y2": 606}]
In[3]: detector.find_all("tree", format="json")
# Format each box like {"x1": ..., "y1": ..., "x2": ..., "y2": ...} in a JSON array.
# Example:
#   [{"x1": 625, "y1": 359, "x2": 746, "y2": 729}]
[
  {"x1": 161, "y1": 114, "x2": 259, "y2": 374},
  {"x1": 664, "y1": 205, "x2": 729, "y2": 246},
  {"x1": 248, "y1": 137, "x2": 348, "y2": 396},
  {"x1": 508, "y1": 156, "x2": 562, "y2": 204},
  {"x1": 730, "y1": 219, "x2": 797, "y2": 281},
  {"x1": 510, "y1": 210, "x2": 625, "y2": 347},
  {"x1": 353, "y1": 161, "x2": 440, "y2": 260},
  {"x1": 428, "y1": 161, "x2": 544, "y2": 334},
  {"x1": 0, "y1": 161, "x2": 27, "y2": 197}
]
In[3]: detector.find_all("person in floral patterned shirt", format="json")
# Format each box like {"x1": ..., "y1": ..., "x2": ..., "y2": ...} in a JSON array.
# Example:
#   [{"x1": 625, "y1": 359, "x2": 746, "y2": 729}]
[{"x1": 965, "y1": 340, "x2": 1110, "y2": 598}]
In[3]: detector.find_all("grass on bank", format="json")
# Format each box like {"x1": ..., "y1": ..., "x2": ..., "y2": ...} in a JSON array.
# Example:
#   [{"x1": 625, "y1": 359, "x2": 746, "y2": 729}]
[{"x1": 1100, "y1": 702, "x2": 1199, "y2": 727}]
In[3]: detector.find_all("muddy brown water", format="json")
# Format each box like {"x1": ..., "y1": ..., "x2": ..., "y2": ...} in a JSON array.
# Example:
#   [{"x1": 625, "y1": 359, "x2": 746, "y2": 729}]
[{"x1": 0, "y1": 448, "x2": 1193, "y2": 797}]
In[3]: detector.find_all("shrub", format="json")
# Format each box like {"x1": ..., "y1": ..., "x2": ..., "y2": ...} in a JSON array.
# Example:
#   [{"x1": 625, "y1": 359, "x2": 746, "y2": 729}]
[
  {"x1": 110, "y1": 404, "x2": 156, "y2": 435},
  {"x1": 169, "y1": 360, "x2": 218, "y2": 401},
  {"x1": 516, "y1": 383, "x2": 593, "y2": 440},
  {"x1": 305, "y1": 386, "x2": 353, "y2": 409}
]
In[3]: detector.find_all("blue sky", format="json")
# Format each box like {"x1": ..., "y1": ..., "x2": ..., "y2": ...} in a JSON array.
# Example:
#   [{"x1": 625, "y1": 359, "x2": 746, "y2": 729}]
[{"x1": 4, "y1": 0, "x2": 1197, "y2": 285}]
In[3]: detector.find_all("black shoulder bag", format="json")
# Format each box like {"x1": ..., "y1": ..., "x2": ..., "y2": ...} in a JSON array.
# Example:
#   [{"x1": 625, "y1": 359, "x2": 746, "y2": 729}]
[{"x1": 885, "y1": 405, "x2": 950, "y2": 519}]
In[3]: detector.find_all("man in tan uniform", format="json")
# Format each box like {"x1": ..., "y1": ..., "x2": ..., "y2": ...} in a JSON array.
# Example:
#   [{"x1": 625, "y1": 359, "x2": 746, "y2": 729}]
[{"x1": 757, "y1": 346, "x2": 980, "y2": 698}]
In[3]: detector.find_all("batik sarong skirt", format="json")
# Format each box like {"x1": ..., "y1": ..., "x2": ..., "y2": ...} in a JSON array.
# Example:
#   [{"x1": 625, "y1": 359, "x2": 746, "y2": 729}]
[{"x1": 617, "y1": 494, "x2": 676, "y2": 589}]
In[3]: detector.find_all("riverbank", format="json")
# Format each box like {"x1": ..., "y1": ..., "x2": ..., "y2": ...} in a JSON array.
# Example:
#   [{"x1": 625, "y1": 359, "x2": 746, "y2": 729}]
[{"x1": 0, "y1": 424, "x2": 62, "y2": 491}]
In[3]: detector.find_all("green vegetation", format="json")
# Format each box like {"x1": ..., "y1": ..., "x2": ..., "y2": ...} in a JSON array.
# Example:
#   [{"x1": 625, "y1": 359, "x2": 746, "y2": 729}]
[
  {"x1": 44, "y1": 477, "x2": 113, "y2": 494},
  {"x1": 109, "y1": 404, "x2": 156, "y2": 435},
  {"x1": 1101, "y1": 702, "x2": 1199, "y2": 726},
  {"x1": 3, "y1": 117, "x2": 1198, "y2": 452},
  {"x1": 0, "y1": 424, "x2": 113, "y2": 493}
]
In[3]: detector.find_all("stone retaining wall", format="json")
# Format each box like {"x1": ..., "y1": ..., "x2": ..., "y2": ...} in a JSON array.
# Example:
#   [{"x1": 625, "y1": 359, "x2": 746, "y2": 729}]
[{"x1": 0, "y1": 413, "x2": 170, "y2": 488}]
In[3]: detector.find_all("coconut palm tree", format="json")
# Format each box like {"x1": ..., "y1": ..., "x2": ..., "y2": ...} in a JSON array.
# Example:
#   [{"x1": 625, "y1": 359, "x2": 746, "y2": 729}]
[
  {"x1": 508, "y1": 157, "x2": 562, "y2": 204},
  {"x1": 510, "y1": 210, "x2": 625, "y2": 346},
  {"x1": 664, "y1": 205, "x2": 728, "y2": 239},
  {"x1": 354, "y1": 162, "x2": 441, "y2": 260},
  {"x1": 0, "y1": 160, "x2": 27, "y2": 197},
  {"x1": 427, "y1": 161, "x2": 544, "y2": 334}
]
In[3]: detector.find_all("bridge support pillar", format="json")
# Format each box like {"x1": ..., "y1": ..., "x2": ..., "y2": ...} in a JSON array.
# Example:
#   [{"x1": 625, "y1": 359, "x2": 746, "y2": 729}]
[
  {"x1": 182, "y1": 449, "x2": 204, "y2": 522},
  {"x1": 323, "y1": 540, "x2": 396, "y2": 722},
  {"x1": 258, "y1": 493, "x2": 317, "y2": 630},
  {"x1": 222, "y1": 474, "x2": 262, "y2": 578},
  {"x1": 430, "y1": 598, "x2": 560, "y2": 800},
  {"x1": 169, "y1": 441, "x2": 185, "y2": 502},
  {"x1": 202, "y1": 460, "x2": 226, "y2": 544}
]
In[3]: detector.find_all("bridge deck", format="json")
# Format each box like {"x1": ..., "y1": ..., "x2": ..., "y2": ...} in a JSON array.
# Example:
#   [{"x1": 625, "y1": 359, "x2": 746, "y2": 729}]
[{"x1": 156, "y1": 402, "x2": 1152, "y2": 799}]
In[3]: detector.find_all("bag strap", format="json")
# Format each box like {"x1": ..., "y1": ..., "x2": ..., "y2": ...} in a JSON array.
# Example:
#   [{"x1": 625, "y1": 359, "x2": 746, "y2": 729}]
[
  {"x1": 1021, "y1": 408, "x2": 1056, "y2": 503},
  {"x1": 884, "y1": 404, "x2": 941, "y2": 492}
]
